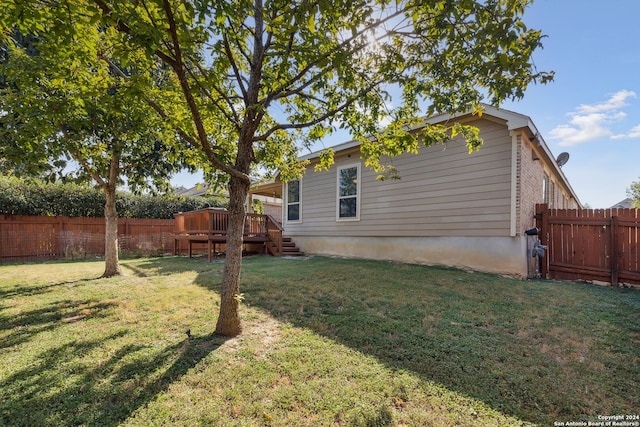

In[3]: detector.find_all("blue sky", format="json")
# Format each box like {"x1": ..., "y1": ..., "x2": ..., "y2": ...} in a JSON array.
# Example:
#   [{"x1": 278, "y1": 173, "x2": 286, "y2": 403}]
[
  {"x1": 500, "y1": 0, "x2": 640, "y2": 207},
  {"x1": 173, "y1": 0, "x2": 640, "y2": 208}
]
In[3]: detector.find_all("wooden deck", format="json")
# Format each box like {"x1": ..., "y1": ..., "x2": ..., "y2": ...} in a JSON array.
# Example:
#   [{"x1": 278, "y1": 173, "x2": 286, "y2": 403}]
[{"x1": 173, "y1": 208, "x2": 303, "y2": 261}]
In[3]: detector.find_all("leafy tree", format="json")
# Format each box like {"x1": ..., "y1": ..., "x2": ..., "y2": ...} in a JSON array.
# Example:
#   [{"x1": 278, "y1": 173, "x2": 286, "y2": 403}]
[
  {"x1": 628, "y1": 178, "x2": 640, "y2": 208},
  {"x1": 1, "y1": 0, "x2": 552, "y2": 335},
  {"x1": 0, "y1": 24, "x2": 189, "y2": 277},
  {"x1": 0, "y1": 31, "x2": 61, "y2": 180}
]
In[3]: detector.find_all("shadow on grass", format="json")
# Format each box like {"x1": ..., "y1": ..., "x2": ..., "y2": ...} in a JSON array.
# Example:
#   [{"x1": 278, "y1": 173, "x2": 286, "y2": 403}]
[
  {"x1": 0, "y1": 330, "x2": 227, "y2": 427},
  {"x1": 28, "y1": 256, "x2": 636, "y2": 425},
  {"x1": 0, "y1": 257, "x2": 228, "y2": 427},
  {"x1": 0, "y1": 299, "x2": 118, "y2": 349},
  {"x1": 0, "y1": 277, "x2": 101, "y2": 300},
  {"x1": 231, "y1": 256, "x2": 639, "y2": 426},
  {"x1": 123, "y1": 255, "x2": 223, "y2": 278}
]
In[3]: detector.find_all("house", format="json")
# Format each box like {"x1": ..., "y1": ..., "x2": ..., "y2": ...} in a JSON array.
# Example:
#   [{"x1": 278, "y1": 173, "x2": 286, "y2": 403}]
[
  {"x1": 251, "y1": 105, "x2": 581, "y2": 277},
  {"x1": 174, "y1": 184, "x2": 213, "y2": 197},
  {"x1": 610, "y1": 198, "x2": 634, "y2": 209}
]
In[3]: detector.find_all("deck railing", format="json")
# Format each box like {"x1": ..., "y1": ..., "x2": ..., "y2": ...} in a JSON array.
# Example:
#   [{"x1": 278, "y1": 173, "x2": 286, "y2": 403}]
[
  {"x1": 175, "y1": 208, "x2": 227, "y2": 235},
  {"x1": 173, "y1": 208, "x2": 294, "y2": 258},
  {"x1": 244, "y1": 213, "x2": 268, "y2": 238},
  {"x1": 265, "y1": 214, "x2": 283, "y2": 255},
  {"x1": 174, "y1": 208, "x2": 270, "y2": 239}
]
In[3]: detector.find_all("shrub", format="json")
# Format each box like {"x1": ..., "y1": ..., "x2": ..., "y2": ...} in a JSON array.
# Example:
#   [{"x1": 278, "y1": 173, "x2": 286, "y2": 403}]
[{"x1": 0, "y1": 176, "x2": 226, "y2": 218}]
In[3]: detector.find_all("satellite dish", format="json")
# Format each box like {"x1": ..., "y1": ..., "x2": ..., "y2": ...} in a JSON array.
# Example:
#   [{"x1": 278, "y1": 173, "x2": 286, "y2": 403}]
[{"x1": 556, "y1": 152, "x2": 569, "y2": 167}]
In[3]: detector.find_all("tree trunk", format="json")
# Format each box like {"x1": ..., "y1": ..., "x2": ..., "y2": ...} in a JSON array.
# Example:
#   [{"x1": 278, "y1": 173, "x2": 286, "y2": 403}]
[
  {"x1": 102, "y1": 184, "x2": 122, "y2": 278},
  {"x1": 215, "y1": 176, "x2": 248, "y2": 336}
]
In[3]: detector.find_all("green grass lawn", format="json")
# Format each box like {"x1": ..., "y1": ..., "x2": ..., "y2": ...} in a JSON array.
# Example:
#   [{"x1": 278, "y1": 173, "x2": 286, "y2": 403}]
[{"x1": 1, "y1": 256, "x2": 638, "y2": 426}]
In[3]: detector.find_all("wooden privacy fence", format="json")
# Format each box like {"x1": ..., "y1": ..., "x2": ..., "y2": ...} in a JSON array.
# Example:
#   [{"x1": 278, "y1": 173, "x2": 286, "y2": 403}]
[
  {"x1": 0, "y1": 215, "x2": 175, "y2": 262},
  {"x1": 535, "y1": 204, "x2": 640, "y2": 286}
]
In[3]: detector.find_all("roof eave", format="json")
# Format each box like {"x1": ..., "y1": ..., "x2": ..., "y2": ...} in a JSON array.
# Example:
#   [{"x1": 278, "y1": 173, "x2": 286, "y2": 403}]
[{"x1": 254, "y1": 104, "x2": 582, "y2": 206}]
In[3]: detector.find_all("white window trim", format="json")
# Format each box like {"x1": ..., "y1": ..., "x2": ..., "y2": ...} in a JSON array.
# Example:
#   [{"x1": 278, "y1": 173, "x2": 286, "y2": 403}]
[
  {"x1": 284, "y1": 179, "x2": 302, "y2": 224},
  {"x1": 336, "y1": 163, "x2": 361, "y2": 222}
]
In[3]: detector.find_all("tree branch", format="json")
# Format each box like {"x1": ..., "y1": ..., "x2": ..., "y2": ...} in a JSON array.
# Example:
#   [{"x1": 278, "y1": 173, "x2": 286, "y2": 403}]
[
  {"x1": 98, "y1": 50, "x2": 234, "y2": 177},
  {"x1": 254, "y1": 78, "x2": 384, "y2": 142},
  {"x1": 91, "y1": 0, "x2": 249, "y2": 182},
  {"x1": 160, "y1": 0, "x2": 249, "y2": 183},
  {"x1": 92, "y1": 0, "x2": 177, "y2": 68},
  {"x1": 262, "y1": 7, "x2": 407, "y2": 108},
  {"x1": 222, "y1": 33, "x2": 249, "y2": 102},
  {"x1": 69, "y1": 147, "x2": 107, "y2": 189},
  {"x1": 183, "y1": 59, "x2": 242, "y2": 130}
]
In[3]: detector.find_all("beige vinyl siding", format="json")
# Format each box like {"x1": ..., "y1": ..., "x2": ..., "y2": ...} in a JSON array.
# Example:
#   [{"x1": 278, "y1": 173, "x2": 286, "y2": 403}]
[{"x1": 286, "y1": 118, "x2": 513, "y2": 238}]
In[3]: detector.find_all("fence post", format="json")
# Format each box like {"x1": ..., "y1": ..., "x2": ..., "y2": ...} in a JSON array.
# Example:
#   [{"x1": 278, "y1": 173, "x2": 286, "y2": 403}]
[
  {"x1": 125, "y1": 219, "x2": 131, "y2": 252},
  {"x1": 56, "y1": 217, "x2": 63, "y2": 258},
  {"x1": 0, "y1": 216, "x2": 4, "y2": 264},
  {"x1": 535, "y1": 204, "x2": 549, "y2": 278},
  {"x1": 610, "y1": 215, "x2": 619, "y2": 286}
]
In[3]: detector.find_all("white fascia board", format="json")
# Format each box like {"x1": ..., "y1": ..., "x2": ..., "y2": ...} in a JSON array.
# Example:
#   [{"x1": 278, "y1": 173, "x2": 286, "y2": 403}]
[
  {"x1": 302, "y1": 104, "x2": 532, "y2": 161},
  {"x1": 299, "y1": 138, "x2": 361, "y2": 161}
]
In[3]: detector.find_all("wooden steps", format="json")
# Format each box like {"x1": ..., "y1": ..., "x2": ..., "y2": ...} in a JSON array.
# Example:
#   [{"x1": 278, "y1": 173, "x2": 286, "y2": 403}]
[
  {"x1": 280, "y1": 237, "x2": 304, "y2": 256},
  {"x1": 266, "y1": 236, "x2": 305, "y2": 257}
]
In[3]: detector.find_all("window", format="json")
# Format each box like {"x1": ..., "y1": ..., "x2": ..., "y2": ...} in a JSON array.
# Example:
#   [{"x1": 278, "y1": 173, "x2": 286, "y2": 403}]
[
  {"x1": 286, "y1": 179, "x2": 301, "y2": 222},
  {"x1": 337, "y1": 164, "x2": 360, "y2": 220},
  {"x1": 542, "y1": 175, "x2": 549, "y2": 204}
]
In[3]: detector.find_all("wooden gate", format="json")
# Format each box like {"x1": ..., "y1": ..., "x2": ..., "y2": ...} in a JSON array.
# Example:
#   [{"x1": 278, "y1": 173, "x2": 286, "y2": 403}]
[{"x1": 535, "y1": 204, "x2": 640, "y2": 286}]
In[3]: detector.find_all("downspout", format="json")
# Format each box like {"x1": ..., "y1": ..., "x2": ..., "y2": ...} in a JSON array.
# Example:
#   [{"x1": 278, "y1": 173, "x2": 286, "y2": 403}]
[{"x1": 509, "y1": 130, "x2": 519, "y2": 237}]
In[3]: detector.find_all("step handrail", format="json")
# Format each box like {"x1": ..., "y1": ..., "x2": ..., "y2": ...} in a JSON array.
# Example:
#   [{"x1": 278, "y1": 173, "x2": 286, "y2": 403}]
[{"x1": 265, "y1": 214, "x2": 283, "y2": 255}]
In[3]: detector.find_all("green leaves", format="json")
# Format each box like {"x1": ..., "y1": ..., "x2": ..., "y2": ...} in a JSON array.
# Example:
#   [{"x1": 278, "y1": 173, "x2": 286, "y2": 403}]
[
  {"x1": 2, "y1": 0, "x2": 550, "y2": 188},
  {"x1": 451, "y1": 123, "x2": 483, "y2": 154},
  {"x1": 627, "y1": 178, "x2": 640, "y2": 208},
  {"x1": 0, "y1": 4, "x2": 191, "y2": 194},
  {"x1": 314, "y1": 148, "x2": 335, "y2": 172},
  {"x1": 0, "y1": 175, "x2": 227, "y2": 218},
  {"x1": 307, "y1": 11, "x2": 315, "y2": 33}
]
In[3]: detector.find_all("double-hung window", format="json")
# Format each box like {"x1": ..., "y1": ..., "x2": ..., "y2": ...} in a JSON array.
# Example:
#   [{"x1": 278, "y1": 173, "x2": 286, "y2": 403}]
[
  {"x1": 286, "y1": 179, "x2": 301, "y2": 223},
  {"x1": 337, "y1": 164, "x2": 360, "y2": 221}
]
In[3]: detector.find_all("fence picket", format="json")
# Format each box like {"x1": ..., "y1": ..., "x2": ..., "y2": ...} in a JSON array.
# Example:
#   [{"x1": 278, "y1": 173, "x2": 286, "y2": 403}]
[
  {"x1": 535, "y1": 204, "x2": 640, "y2": 286},
  {"x1": 0, "y1": 215, "x2": 175, "y2": 262}
]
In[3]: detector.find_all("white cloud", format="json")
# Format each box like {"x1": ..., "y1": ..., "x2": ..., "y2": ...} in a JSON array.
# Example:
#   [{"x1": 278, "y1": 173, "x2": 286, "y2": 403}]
[
  {"x1": 576, "y1": 89, "x2": 636, "y2": 114},
  {"x1": 626, "y1": 124, "x2": 640, "y2": 139},
  {"x1": 548, "y1": 90, "x2": 639, "y2": 146}
]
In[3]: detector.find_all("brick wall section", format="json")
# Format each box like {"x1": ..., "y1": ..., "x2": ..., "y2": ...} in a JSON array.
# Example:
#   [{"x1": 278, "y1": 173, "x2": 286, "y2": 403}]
[
  {"x1": 516, "y1": 133, "x2": 545, "y2": 235},
  {"x1": 516, "y1": 132, "x2": 579, "y2": 235}
]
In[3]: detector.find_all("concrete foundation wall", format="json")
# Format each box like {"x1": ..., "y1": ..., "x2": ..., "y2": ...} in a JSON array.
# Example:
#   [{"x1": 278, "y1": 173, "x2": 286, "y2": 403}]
[{"x1": 291, "y1": 235, "x2": 529, "y2": 277}]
